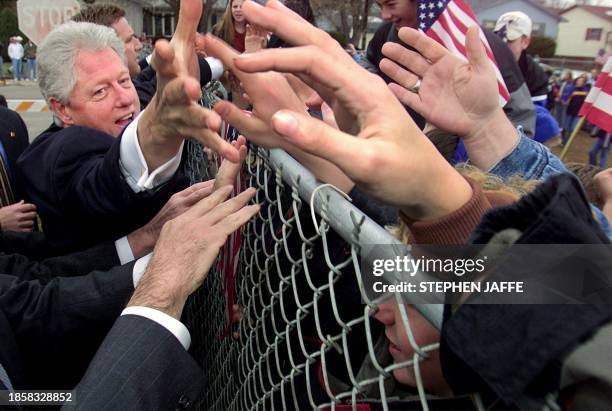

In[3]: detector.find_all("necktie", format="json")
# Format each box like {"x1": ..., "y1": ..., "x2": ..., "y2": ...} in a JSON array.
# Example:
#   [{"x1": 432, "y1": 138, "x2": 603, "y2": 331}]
[
  {"x1": 0, "y1": 154, "x2": 14, "y2": 207},
  {"x1": 0, "y1": 362, "x2": 13, "y2": 391}
]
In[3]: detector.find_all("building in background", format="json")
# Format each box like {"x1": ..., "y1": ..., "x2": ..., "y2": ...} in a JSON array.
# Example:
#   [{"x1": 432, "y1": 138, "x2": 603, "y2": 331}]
[
  {"x1": 77, "y1": 0, "x2": 228, "y2": 38},
  {"x1": 555, "y1": 5, "x2": 612, "y2": 60},
  {"x1": 468, "y1": 0, "x2": 563, "y2": 39}
]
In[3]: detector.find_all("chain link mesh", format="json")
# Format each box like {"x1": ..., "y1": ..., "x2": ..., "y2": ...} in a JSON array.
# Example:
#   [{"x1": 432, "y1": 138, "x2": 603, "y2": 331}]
[{"x1": 183, "y1": 89, "x2": 454, "y2": 410}]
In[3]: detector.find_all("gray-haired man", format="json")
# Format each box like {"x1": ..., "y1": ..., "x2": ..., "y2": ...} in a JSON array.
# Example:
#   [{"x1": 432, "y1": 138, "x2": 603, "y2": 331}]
[{"x1": 16, "y1": 0, "x2": 236, "y2": 254}]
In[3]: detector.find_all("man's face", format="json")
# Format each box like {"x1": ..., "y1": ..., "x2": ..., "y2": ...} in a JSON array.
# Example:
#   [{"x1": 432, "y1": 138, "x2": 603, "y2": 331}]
[
  {"x1": 376, "y1": 0, "x2": 417, "y2": 29},
  {"x1": 61, "y1": 48, "x2": 140, "y2": 138},
  {"x1": 506, "y1": 36, "x2": 530, "y2": 61},
  {"x1": 111, "y1": 17, "x2": 143, "y2": 78}
]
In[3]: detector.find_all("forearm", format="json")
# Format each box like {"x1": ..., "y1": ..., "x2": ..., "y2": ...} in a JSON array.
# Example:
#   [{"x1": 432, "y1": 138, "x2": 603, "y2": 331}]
[
  {"x1": 127, "y1": 265, "x2": 189, "y2": 320},
  {"x1": 400, "y1": 164, "x2": 473, "y2": 223},
  {"x1": 137, "y1": 98, "x2": 184, "y2": 172},
  {"x1": 463, "y1": 109, "x2": 520, "y2": 171}
]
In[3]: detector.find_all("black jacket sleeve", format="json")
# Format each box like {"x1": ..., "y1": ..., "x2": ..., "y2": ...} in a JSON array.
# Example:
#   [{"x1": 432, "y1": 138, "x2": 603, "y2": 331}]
[
  {"x1": 64, "y1": 315, "x2": 204, "y2": 411},
  {"x1": 0, "y1": 263, "x2": 135, "y2": 389},
  {"x1": 0, "y1": 239, "x2": 120, "y2": 282},
  {"x1": 134, "y1": 56, "x2": 214, "y2": 110}
]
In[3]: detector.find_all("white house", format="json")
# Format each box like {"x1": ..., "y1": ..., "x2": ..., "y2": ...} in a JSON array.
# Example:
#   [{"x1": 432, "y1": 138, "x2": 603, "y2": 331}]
[
  {"x1": 78, "y1": 0, "x2": 228, "y2": 38},
  {"x1": 555, "y1": 5, "x2": 612, "y2": 59}
]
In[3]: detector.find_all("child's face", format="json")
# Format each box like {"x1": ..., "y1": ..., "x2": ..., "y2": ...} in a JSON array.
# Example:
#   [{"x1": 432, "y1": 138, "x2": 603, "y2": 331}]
[{"x1": 374, "y1": 302, "x2": 450, "y2": 394}]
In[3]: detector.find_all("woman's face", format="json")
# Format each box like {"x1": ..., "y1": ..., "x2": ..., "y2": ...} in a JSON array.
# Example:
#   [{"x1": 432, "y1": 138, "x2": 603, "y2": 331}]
[
  {"x1": 374, "y1": 303, "x2": 450, "y2": 394},
  {"x1": 575, "y1": 77, "x2": 586, "y2": 87},
  {"x1": 231, "y1": 0, "x2": 245, "y2": 23}
]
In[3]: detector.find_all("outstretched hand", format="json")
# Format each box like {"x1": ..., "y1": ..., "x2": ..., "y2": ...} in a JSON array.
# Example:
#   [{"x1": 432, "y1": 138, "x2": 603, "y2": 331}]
[
  {"x1": 138, "y1": 0, "x2": 239, "y2": 170},
  {"x1": 379, "y1": 26, "x2": 501, "y2": 141},
  {"x1": 232, "y1": 0, "x2": 472, "y2": 221}
]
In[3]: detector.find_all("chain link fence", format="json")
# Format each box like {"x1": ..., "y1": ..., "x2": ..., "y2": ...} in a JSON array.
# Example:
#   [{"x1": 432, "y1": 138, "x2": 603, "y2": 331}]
[{"x1": 182, "y1": 84, "x2": 454, "y2": 411}]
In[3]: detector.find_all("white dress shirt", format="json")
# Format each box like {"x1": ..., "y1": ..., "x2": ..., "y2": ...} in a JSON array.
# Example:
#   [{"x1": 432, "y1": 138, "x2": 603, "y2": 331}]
[{"x1": 112, "y1": 112, "x2": 191, "y2": 350}]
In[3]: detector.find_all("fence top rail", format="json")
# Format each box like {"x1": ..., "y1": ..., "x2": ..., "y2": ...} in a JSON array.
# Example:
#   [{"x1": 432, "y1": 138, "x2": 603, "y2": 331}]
[{"x1": 267, "y1": 148, "x2": 444, "y2": 329}]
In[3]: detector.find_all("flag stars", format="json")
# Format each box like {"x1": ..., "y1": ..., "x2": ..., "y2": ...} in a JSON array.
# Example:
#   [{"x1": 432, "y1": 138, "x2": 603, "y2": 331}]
[
  {"x1": 420, "y1": 3, "x2": 427, "y2": 10},
  {"x1": 429, "y1": 12, "x2": 435, "y2": 18},
  {"x1": 429, "y1": 2, "x2": 435, "y2": 9},
  {"x1": 438, "y1": 1, "x2": 444, "y2": 8}
]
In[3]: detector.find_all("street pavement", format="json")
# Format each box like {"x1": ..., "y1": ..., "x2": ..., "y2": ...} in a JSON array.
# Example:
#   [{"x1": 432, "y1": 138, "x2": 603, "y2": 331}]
[{"x1": 0, "y1": 81, "x2": 53, "y2": 141}]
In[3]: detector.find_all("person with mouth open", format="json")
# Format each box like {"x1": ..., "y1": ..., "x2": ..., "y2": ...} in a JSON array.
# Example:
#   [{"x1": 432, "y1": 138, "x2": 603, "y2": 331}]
[{"x1": 15, "y1": 0, "x2": 239, "y2": 254}]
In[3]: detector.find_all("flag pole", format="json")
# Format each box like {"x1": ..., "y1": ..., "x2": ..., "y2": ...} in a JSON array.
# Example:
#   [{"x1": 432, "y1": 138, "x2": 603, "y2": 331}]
[{"x1": 559, "y1": 117, "x2": 585, "y2": 161}]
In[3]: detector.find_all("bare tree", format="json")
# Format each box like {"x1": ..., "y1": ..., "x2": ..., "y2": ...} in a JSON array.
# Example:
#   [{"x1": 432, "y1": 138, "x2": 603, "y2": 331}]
[{"x1": 311, "y1": 0, "x2": 373, "y2": 48}]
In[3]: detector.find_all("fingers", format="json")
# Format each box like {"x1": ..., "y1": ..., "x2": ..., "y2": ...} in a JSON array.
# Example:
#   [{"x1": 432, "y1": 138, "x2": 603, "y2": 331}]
[
  {"x1": 234, "y1": 46, "x2": 363, "y2": 102},
  {"x1": 216, "y1": 202, "x2": 260, "y2": 236},
  {"x1": 271, "y1": 110, "x2": 370, "y2": 181},
  {"x1": 396, "y1": 27, "x2": 448, "y2": 63},
  {"x1": 19, "y1": 211, "x2": 37, "y2": 221},
  {"x1": 465, "y1": 26, "x2": 491, "y2": 75},
  {"x1": 379, "y1": 57, "x2": 421, "y2": 90},
  {"x1": 388, "y1": 82, "x2": 424, "y2": 112},
  {"x1": 381, "y1": 42, "x2": 431, "y2": 78},
  {"x1": 204, "y1": 187, "x2": 257, "y2": 226},
  {"x1": 186, "y1": 185, "x2": 234, "y2": 219},
  {"x1": 204, "y1": 34, "x2": 240, "y2": 71},
  {"x1": 164, "y1": 76, "x2": 202, "y2": 106},
  {"x1": 179, "y1": 180, "x2": 215, "y2": 198},
  {"x1": 184, "y1": 184, "x2": 215, "y2": 205},
  {"x1": 14, "y1": 202, "x2": 36, "y2": 212},
  {"x1": 173, "y1": 0, "x2": 201, "y2": 43},
  {"x1": 214, "y1": 101, "x2": 271, "y2": 142},
  {"x1": 150, "y1": 39, "x2": 175, "y2": 77}
]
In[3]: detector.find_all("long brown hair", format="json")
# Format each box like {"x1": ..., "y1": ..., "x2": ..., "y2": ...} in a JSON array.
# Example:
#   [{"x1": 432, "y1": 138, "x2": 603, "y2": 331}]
[{"x1": 213, "y1": 0, "x2": 240, "y2": 45}]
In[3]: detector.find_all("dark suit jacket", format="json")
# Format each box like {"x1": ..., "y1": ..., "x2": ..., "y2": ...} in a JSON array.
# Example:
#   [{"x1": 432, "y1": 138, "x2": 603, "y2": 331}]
[
  {"x1": 0, "y1": 262, "x2": 135, "y2": 390},
  {"x1": 134, "y1": 56, "x2": 215, "y2": 110},
  {"x1": 0, "y1": 107, "x2": 29, "y2": 200},
  {"x1": 64, "y1": 315, "x2": 204, "y2": 411},
  {"x1": 16, "y1": 125, "x2": 188, "y2": 252},
  {"x1": 0, "y1": 238, "x2": 119, "y2": 282}
]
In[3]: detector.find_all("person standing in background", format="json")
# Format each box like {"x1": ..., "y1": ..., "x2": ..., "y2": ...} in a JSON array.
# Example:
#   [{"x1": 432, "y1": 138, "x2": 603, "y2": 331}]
[
  {"x1": 7, "y1": 37, "x2": 23, "y2": 82},
  {"x1": 24, "y1": 40, "x2": 37, "y2": 81}
]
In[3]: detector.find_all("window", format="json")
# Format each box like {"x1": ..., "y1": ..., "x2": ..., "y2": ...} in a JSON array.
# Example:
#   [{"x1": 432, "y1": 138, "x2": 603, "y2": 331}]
[
  {"x1": 586, "y1": 28, "x2": 603, "y2": 41},
  {"x1": 532, "y1": 22, "x2": 545, "y2": 37},
  {"x1": 483, "y1": 20, "x2": 497, "y2": 31}
]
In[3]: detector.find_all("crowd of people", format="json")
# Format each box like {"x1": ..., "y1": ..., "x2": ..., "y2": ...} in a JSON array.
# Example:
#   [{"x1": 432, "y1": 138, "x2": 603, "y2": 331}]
[{"x1": 0, "y1": 0, "x2": 611, "y2": 410}]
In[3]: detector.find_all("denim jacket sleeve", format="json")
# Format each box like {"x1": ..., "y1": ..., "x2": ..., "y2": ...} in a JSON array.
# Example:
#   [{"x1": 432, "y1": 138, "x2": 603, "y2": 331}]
[
  {"x1": 487, "y1": 128, "x2": 612, "y2": 237},
  {"x1": 488, "y1": 127, "x2": 567, "y2": 180}
]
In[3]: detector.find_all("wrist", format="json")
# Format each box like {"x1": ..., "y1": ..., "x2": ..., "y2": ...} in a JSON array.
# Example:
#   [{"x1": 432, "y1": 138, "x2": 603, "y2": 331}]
[
  {"x1": 127, "y1": 266, "x2": 188, "y2": 320},
  {"x1": 127, "y1": 227, "x2": 155, "y2": 259},
  {"x1": 400, "y1": 164, "x2": 473, "y2": 222},
  {"x1": 462, "y1": 109, "x2": 519, "y2": 171}
]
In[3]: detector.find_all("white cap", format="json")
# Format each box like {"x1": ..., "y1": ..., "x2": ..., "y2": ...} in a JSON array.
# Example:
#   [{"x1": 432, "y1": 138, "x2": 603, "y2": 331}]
[{"x1": 494, "y1": 11, "x2": 532, "y2": 41}]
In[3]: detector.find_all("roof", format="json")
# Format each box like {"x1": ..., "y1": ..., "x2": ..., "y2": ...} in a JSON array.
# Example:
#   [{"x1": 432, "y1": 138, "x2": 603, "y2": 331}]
[
  {"x1": 468, "y1": 0, "x2": 563, "y2": 21},
  {"x1": 560, "y1": 5, "x2": 612, "y2": 23}
]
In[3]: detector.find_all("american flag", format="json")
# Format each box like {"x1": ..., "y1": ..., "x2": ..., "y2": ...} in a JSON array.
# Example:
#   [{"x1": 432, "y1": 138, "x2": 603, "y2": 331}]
[
  {"x1": 417, "y1": 0, "x2": 511, "y2": 106},
  {"x1": 579, "y1": 56, "x2": 612, "y2": 134}
]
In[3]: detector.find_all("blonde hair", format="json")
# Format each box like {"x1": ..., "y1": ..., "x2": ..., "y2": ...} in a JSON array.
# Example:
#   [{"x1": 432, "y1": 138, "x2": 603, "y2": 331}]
[{"x1": 388, "y1": 165, "x2": 539, "y2": 243}]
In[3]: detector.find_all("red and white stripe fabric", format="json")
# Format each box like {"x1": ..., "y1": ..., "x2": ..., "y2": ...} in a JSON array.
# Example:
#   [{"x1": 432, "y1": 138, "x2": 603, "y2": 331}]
[
  {"x1": 418, "y1": 0, "x2": 511, "y2": 106},
  {"x1": 579, "y1": 57, "x2": 612, "y2": 134}
]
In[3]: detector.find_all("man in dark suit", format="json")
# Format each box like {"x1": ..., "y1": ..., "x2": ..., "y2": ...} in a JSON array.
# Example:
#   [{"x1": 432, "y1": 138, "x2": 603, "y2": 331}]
[
  {"x1": 0, "y1": 107, "x2": 37, "y2": 232},
  {"x1": 0, "y1": 181, "x2": 259, "y2": 408},
  {"x1": 17, "y1": 0, "x2": 238, "y2": 253},
  {"x1": 71, "y1": 4, "x2": 224, "y2": 109}
]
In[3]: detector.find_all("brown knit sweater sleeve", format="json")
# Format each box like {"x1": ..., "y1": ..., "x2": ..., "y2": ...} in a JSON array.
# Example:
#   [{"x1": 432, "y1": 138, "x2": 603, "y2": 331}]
[{"x1": 400, "y1": 178, "x2": 516, "y2": 245}]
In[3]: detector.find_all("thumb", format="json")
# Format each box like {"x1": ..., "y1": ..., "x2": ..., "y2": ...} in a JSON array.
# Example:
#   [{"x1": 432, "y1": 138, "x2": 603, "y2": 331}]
[
  {"x1": 271, "y1": 110, "x2": 367, "y2": 180},
  {"x1": 465, "y1": 26, "x2": 491, "y2": 74}
]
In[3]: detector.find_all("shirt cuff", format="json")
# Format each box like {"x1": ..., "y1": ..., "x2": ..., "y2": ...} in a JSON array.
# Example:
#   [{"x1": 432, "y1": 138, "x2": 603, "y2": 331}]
[
  {"x1": 121, "y1": 306, "x2": 191, "y2": 350},
  {"x1": 132, "y1": 253, "x2": 152, "y2": 288},
  {"x1": 119, "y1": 111, "x2": 184, "y2": 192},
  {"x1": 205, "y1": 57, "x2": 224, "y2": 80},
  {"x1": 115, "y1": 236, "x2": 135, "y2": 265}
]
